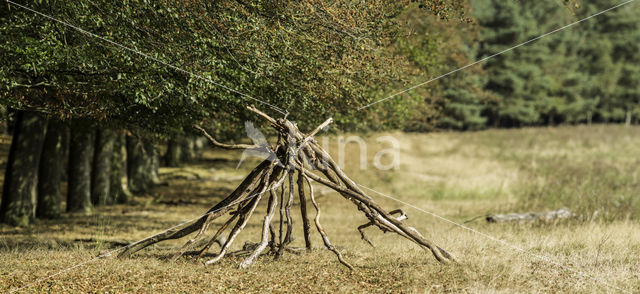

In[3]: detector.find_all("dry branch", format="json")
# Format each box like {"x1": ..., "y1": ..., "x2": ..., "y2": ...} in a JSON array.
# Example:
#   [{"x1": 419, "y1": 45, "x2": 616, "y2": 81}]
[
  {"x1": 284, "y1": 171, "x2": 295, "y2": 245},
  {"x1": 297, "y1": 170, "x2": 313, "y2": 250},
  {"x1": 240, "y1": 188, "x2": 279, "y2": 268},
  {"x1": 303, "y1": 173, "x2": 354, "y2": 270},
  {"x1": 358, "y1": 209, "x2": 407, "y2": 247},
  {"x1": 193, "y1": 125, "x2": 259, "y2": 150},
  {"x1": 204, "y1": 166, "x2": 282, "y2": 265}
]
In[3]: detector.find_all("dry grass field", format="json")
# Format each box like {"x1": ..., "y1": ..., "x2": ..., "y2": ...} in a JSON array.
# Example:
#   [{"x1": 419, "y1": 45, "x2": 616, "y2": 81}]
[{"x1": 1, "y1": 125, "x2": 640, "y2": 293}]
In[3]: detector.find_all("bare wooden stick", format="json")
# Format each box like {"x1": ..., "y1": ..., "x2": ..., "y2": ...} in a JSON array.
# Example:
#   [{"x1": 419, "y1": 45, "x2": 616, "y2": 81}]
[
  {"x1": 246, "y1": 105, "x2": 281, "y2": 129},
  {"x1": 275, "y1": 180, "x2": 286, "y2": 259},
  {"x1": 205, "y1": 195, "x2": 262, "y2": 265},
  {"x1": 269, "y1": 223, "x2": 277, "y2": 252},
  {"x1": 297, "y1": 165, "x2": 454, "y2": 263},
  {"x1": 194, "y1": 125, "x2": 259, "y2": 150},
  {"x1": 304, "y1": 118, "x2": 333, "y2": 142},
  {"x1": 118, "y1": 159, "x2": 272, "y2": 258},
  {"x1": 486, "y1": 208, "x2": 573, "y2": 223},
  {"x1": 358, "y1": 209, "x2": 408, "y2": 247},
  {"x1": 171, "y1": 211, "x2": 216, "y2": 261},
  {"x1": 240, "y1": 186, "x2": 279, "y2": 268},
  {"x1": 287, "y1": 117, "x2": 333, "y2": 156},
  {"x1": 284, "y1": 171, "x2": 295, "y2": 245},
  {"x1": 197, "y1": 209, "x2": 240, "y2": 260},
  {"x1": 303, "y1": 173, "x2": 354, "y2": 270},
  {"x1": 205, "y1": 168, "x2": 281, "y2": 265},
  {"x1": 297, "y1": 170, "x2": 313, "y2": 251},
  {"x1": 264, "y1": 189, "x2": 277, "y2": 253},
  {"x1": 308, "y1": 141, "x2": 369, "y2": 196}
]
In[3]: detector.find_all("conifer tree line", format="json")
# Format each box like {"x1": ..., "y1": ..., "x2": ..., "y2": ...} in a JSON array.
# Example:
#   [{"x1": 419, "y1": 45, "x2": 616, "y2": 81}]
[{"x1": 429, "y1": 0, "x2": 640, "y2": 129}]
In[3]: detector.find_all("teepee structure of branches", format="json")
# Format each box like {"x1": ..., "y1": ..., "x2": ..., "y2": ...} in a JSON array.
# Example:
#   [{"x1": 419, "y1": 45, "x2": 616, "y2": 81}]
[{"x1": 117, "y1": 106, "x2": 457, "y2": 269}]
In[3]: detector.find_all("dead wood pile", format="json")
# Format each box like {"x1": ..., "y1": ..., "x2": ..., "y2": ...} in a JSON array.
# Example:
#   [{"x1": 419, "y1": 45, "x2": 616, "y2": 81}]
[{"x1": 117, "y1": 106, "x2": 456, "y2": 269}]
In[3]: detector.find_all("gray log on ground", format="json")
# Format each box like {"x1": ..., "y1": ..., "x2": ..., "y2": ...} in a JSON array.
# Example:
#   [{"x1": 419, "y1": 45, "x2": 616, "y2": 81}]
[{"x1": 486, "y1": 208, "x2": 574, "y2": 223}]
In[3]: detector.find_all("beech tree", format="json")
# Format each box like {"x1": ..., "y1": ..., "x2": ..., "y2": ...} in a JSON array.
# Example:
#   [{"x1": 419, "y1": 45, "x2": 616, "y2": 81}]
[
  {"x1": 67, "y1": 121, "x2": 94, "y2": 213},
  {"x1": 0, "y1": 111, "x2": 47, "y2": 226},
  {"x1": 110, "y1": 134, "x2": 134, "y2": 204},
  {"x1": 0, "y1": 106, "x2": 7, "y2": 134},
  {"x1": 36, "y1": 120, "x2": 67, "y2": 219},
  {"x1": 91, "y1": 129, "x2": 116, "y2": 206}
]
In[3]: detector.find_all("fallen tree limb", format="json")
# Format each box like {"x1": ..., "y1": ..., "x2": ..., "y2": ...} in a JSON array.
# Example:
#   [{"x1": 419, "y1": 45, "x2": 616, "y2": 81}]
[{"x1": 486, "y1": 208, "x2": 574, "y2": 223}]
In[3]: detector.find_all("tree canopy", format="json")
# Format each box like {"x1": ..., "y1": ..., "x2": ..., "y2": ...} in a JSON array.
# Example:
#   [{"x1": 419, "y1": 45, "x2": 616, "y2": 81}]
[
  {"x1": 3, "y1": 0, "x2": 637, "y2": 133},
  {"x1": 1, "y1": 0, "x2": 469, "y2": 137}
]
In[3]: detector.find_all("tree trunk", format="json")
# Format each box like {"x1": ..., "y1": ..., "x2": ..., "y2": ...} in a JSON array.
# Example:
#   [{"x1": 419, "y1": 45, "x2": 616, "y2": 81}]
[
  {"x1": 91, "y1": 129, "x2": 116, "y2": 206},
  {"x1": 165, "y1": 139, "x2": 182, "y2": 167},
  {"x1": 625, "y1": 110, "x2": 631, "y2": 127},
  {"x1": 36, "y1": 120, "x2": 67, "y2": 219},
  {"x1": 111, "y1": 134, "x2": 133, "y2": 204},
  {"x1": 127, "y1": 136, "x2": 153, "y2": 193},
  {"x1": 67, "y1": 123, "x2": 94, "y2": 213},
  {"x1": 181, "y1": 137, "x2": 196, "y2": 162},
  {"x1": 4, "y1": 108, "x2": 17, "y2": 135},
  {"x1": 0, "y1": 111, "x2": 47, "y2": 226},
  {"x1": 148, "y1": 141, "x2": 161, "y2": 185},
  {"x1": 194, "y1": 136, "x2": 207, "y2": 158},
  {"x1": 165, "y1": 136, "x2": 197, "y2": 166},
  {"x1": 0, "y1": 105, "x2": 6, "y2": 134}
]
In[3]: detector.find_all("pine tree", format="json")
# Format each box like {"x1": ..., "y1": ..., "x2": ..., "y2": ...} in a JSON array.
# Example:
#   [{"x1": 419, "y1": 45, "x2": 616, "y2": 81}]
[
  {"x1": 475, "y1": 0, "x2": 570, "y2": 126},
  {"x1": 577, "y1": 1, "x2": 640, "y2": 123}
]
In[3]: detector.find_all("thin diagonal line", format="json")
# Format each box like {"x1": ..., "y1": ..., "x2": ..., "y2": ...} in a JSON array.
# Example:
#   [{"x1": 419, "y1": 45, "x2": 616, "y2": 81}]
[
  {"x1": 7, "y1": 177, "x2": 286, "y2": 293},
  {"x1": 357, "y1": 0, "x2": 638, "y2": 110},
  {"x1": 5, "y1": 0, "x2": 286, "y2": 115},
  {"x1": 357, "y1": 184, "x2": 631, "y2": 293}
]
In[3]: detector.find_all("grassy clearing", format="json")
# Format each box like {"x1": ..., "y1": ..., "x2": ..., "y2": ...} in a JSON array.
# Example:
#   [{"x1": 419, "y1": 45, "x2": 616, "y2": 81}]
[{"x1": 1, "y1": 125, "x2": 640, "y2": 293}]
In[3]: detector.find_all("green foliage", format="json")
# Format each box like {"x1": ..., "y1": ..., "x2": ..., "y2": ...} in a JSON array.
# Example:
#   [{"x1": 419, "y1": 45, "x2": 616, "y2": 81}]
[
  {"x1": 1, "y1": 0, "x2": 468, "y2": 138},
  {"x1": 11, "y1": 0, "x2": 637, "y2": 132},
  {"x1": 393, "y1": 5, "x2": 489, "y2": 131},
  {"x1": 472, "y1": 0, "x2": 640, "y2": 127},
  {"x1": 476, "y1": 0, "x2": 575, "y2": 126},
  {"x1": 576, "y1": 0, "x2": 640, "y2": 123}
]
